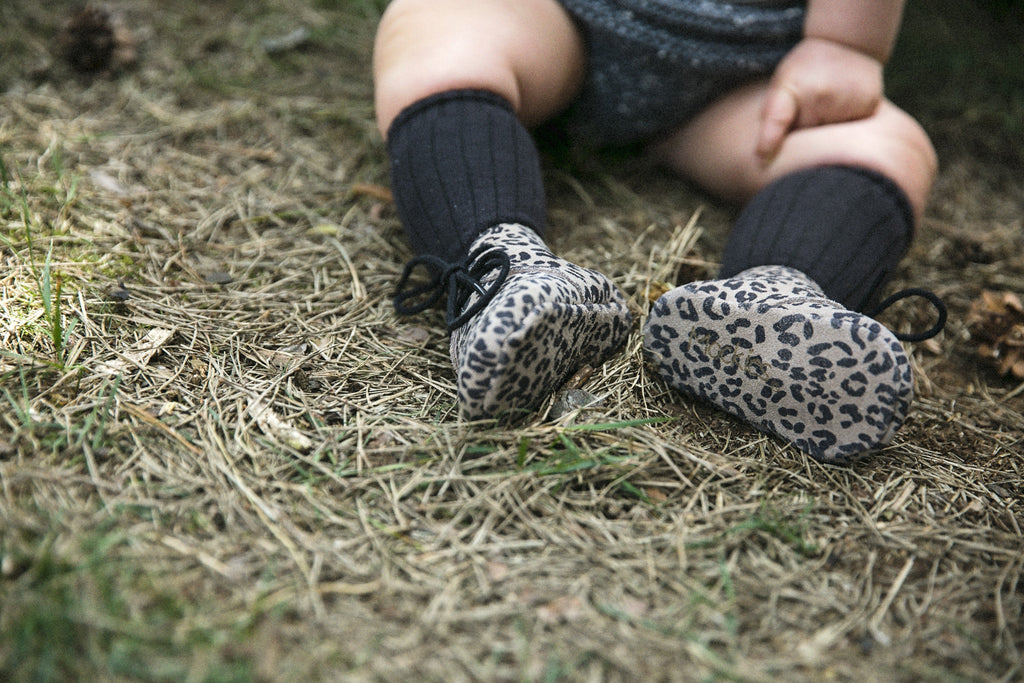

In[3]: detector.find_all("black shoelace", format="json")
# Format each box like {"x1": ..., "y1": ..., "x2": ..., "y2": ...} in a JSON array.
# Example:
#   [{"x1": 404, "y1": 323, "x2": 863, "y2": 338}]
[
  {"x1": 864, "y1": 288, "x2": 948, "y2": 342},
  {"x1": 393, "y1": 245, "x2": 511, "y2": 332}
]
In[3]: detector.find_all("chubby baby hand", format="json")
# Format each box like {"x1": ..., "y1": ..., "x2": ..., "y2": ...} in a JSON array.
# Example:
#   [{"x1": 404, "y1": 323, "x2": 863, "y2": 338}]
[{"x1": 756, "y1": 37, "x2": 885, "y2": 160}]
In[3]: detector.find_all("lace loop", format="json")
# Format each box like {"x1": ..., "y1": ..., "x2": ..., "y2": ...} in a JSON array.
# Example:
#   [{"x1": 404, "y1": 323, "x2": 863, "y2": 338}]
[
  {"x1": 865, "y1": 288, "x2": 947, "y2": 343},
  {"x1": 393, "y1": 245, "x2": 511, "y2": 332}
]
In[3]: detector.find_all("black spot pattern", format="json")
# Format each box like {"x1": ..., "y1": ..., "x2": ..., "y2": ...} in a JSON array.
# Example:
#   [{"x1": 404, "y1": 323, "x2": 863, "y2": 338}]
[
  {"x1": 643, "y1": 266, "x2": 913, "y2": 464},
  {"x1": 450, "y1": 224, "x2": 632, "y2": 420}
]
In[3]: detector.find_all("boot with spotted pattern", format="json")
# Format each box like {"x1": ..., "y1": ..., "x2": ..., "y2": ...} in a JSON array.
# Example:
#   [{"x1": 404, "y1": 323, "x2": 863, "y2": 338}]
[
  {"x1": 643, "y1": 265, "x2": 940, "y2": 464},
  {"x1": 446, "y1": 224, "x2": 633, "y2": 419},
  {"x1": 396, "y1": 223, "x2": 633, "y2": 420},
  {"x1": 452, "y1": 224, "x2": 632, "y2": 419}
]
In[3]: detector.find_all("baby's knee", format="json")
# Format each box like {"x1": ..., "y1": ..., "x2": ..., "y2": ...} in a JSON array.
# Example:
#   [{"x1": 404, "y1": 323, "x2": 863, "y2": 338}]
[
  {"x1": 374, "y1": 0, "x2": 584, "y2": 138},
  {"x1": 864, "y1": 104, "x2": 937, "y2": 219},
  {"x1": 880, "y1": 105, "x2": 935, "y2": 180},
  {"x1": 783, "y1": 103, "x2": 938, "y2": 220},
  {"x1": 373, "y1": 0, "x2": 525, "y2": 137}
]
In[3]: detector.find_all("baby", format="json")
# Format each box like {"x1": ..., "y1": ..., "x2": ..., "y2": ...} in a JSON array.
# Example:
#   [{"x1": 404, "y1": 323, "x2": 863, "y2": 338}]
[{"x1": 374, "y1": 0, "x2": 943, "y2": 464}]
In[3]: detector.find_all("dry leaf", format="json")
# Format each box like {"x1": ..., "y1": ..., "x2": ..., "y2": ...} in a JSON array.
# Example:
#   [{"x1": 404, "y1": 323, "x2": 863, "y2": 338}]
[
  {"x1": 396, "y1": 326, "x2": 430, "y2": 345},
  {"x1": 248, "y1": 396, "x2": 313, "y2": 451},
  {"x1": 647, "y1": 281, "x2": 672, "y2": 302},
  {"x1": 563, "y1": 364, "x2": 594, "y2": 391},
  {"x1": 966, "y1": 290, "x2": 1024, "y2": 379},
  {"x1": 125, "y1": 328, "x2": 175, "y2": 366},
  {"x1": 549, "y1": 388, "x2": 602, "y2": 420},
  {"x1": 158, "y1": 402, "x2": 183, "y2": 417},
  {"x1": 98, "y1": 327, "x2": 175, "y2": 375}
]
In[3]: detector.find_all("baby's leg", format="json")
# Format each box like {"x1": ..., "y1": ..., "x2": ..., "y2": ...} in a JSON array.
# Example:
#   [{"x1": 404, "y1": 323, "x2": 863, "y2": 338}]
[
  {"x1": 375, "y1": 0, "x2": 632, "y2": 420},
  {"x1": 374, "y1": 0, "x2": 585, "y2": 134},
  {"x1": 644, "y1": 82, "x2": 939, "y2": 463},
  {"x1": 651, "y1": 80, "x2": 936, "y2": 224},
  {"x1": 374, "y1": 0, "x2": 586, "y2": 261}
]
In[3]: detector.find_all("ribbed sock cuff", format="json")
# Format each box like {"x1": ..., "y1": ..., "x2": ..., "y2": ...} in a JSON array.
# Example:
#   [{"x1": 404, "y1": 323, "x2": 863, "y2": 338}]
[
  {"x1": 719, "y1": 165, "x2": 914, "y2": 311},
  {"x1": 386, "y1": 89, "x2": 547, "y2": 263}
]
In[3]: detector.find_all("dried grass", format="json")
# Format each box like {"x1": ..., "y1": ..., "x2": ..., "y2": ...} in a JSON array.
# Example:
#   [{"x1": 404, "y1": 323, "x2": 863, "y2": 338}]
[{"x1": 1, "y1": 1, "x2": 1022, "y2": 681}]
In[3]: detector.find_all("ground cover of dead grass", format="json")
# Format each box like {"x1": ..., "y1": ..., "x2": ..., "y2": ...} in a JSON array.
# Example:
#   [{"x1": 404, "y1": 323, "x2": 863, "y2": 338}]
[{"x1": 1, "y1": 1, "x2": 1021, "y2": 681}]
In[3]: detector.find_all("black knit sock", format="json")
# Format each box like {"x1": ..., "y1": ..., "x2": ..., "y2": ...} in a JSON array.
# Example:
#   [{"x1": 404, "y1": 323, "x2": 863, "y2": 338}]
[
  {"x1": 719, "y1": 165, "x2": 914, "y2": 312},
  {"x1": 386, "y1": 89, "x2": 547, "y2": 263}
]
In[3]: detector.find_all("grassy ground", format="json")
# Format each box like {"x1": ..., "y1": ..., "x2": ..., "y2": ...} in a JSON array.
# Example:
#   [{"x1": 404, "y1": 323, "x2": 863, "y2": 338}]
[{"x1": 1, "y1": 1, "x2": 1022, "y2": 681}]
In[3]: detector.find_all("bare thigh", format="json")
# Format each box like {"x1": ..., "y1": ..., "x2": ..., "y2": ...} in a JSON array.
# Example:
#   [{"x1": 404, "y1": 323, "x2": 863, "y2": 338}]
[
  {"x1": 373, "y1": 0, "x2": 585, "y2": 136},
  {"x1": 652, "y1": 80, "x2": 938, "y2": 221}
]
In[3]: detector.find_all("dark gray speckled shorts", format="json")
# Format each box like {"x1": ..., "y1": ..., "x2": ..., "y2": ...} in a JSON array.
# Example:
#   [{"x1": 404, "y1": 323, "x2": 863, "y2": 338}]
[{"x1": 555, "y1": 0, "x2": 806, "y2": 146}]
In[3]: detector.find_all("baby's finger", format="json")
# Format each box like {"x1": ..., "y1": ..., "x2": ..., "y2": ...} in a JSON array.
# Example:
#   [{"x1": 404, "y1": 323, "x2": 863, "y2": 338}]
[{"x1": 757, "y1": 85, "x2": 798, "y2": 159}]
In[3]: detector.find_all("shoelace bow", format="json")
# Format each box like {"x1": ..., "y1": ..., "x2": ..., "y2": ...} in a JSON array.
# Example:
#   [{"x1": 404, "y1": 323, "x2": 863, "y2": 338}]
[
  {"x1": 393, "y1": 245, "x2": 511, "y2": 332},
  {"x1": 864, "y1": 288, "x2": 948, "y2": 342}
]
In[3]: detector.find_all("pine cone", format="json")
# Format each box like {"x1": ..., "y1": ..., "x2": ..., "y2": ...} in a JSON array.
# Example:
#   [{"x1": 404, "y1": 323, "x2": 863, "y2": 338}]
[
  {"x1": 966, "y1": 290, "x2": 1024, "y2": 379},
  {"x1": 57, "y1": 5, "x2": 136, "y2": 75}
]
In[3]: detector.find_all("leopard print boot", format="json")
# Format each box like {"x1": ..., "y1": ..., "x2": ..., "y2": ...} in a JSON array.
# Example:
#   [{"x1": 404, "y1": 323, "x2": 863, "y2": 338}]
[
  {"x1": 643, "y1": 265, "x2": 914, "y2": 464},
  {"x1": 448, "y1": 224, "x2": 632, "y2": 420}
]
